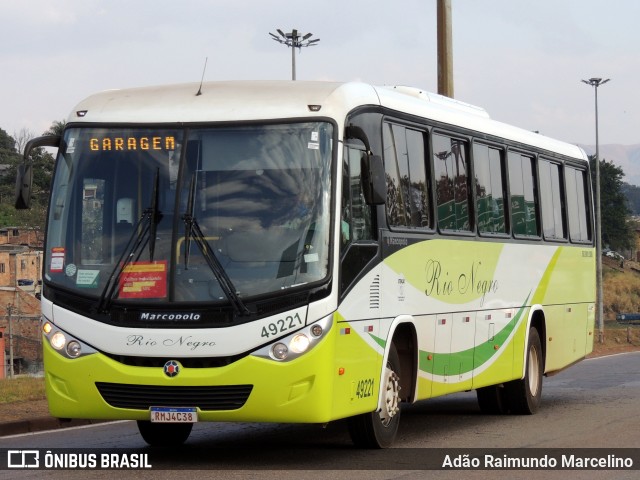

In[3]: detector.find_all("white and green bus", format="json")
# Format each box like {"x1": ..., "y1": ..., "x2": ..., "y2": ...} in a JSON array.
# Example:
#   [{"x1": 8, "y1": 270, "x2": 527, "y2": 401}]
[{"x1": 16, "y1": 81, "x2": 595, "y2": 448}]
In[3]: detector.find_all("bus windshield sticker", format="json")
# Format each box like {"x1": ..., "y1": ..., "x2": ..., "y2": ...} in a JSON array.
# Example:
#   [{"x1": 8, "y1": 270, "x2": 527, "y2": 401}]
[
  {"x1": 119, "y1": 261, "x2": 168, "y2": 299},
  {"x1": 76, "y1": 269, "x2": 99, "y2": 288},
  {"x1": 50, "y1": 247, "x2": 65, "y2": 273},
  {"x1": 65, "y1": 263, "x2": 77, "y2": 277},
  {"x1": 66, "y1": 137, "x2": 76, "y2": 154}
]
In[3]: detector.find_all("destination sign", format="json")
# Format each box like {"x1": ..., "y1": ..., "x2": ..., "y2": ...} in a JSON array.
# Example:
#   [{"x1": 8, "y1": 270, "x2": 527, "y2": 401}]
[{"x1": 89, "y1": 136, "x2": 176, "y2": 152}]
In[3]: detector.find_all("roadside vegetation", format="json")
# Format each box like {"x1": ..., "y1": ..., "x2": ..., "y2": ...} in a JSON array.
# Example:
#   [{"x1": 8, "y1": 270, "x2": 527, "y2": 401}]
[
  {"x1": 603, "y1": 267, "x2": 640, "y2": 319},
  {"x1": 0, "y1": 376, "x2": 45, "y2": 404}
]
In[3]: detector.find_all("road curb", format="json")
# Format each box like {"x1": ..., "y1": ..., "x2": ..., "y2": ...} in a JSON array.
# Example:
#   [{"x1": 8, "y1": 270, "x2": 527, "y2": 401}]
[{"x1": 0, "y1": 417, "x2": 107, "y2": 437}]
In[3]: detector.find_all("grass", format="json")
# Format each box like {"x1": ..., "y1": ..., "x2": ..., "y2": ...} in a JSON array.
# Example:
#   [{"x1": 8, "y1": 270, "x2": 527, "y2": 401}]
[
  {"x1": 0, "y1": 376, "x2": 46, "y2": 404},
  {"x1": 603, "y1": 266, "x2": 640, "y2": 319}
]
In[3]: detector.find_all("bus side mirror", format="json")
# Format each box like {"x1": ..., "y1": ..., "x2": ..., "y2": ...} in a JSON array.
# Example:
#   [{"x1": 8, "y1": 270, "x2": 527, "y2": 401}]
[
  {"x1": 15, "y1": 163, "x2": 33, "y2": 210},
  {"x1": 15, "y1": 134, "x2": 61, "y2": 210},
  {"x1": 361, "y1": 154, "x2": 385, "y2": 205}
]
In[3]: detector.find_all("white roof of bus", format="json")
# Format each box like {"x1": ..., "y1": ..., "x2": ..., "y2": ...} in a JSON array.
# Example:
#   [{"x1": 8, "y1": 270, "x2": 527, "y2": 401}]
[{"x1": 69, "y1": 80, "x2": 586, "y2": 160}]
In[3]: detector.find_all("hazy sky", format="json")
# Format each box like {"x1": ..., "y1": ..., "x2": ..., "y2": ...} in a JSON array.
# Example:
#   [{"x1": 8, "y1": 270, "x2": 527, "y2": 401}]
[{"x1": 1, "y1": 0, "x2": 637, "y2": 146}]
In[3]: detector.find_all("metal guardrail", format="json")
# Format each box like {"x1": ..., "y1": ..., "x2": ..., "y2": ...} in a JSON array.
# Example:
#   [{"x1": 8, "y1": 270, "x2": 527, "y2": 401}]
[{"x1": 616, "y1": 313, "x2": 640, "y2": 325}]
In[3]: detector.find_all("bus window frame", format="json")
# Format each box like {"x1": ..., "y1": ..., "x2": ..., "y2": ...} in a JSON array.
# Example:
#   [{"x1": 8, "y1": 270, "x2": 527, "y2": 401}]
[
  {"x1": 506, "y1": 147, "x2": 542, "y2": 241},
  {"x1": 431, "y1": 129, "x2": 475, "y2": 237},
  {"x1": 538, "y1": 156, "x2": 569, "y2": 244},
  {"x1": 470, "y1": 139, "x2": 511, "y2": 240},
  {"x1": 564, "y1": 162, "x2": 594, "y2": 245},
  {"x1": 381, "y1": 118, "x2": 435, "y2": 234}
]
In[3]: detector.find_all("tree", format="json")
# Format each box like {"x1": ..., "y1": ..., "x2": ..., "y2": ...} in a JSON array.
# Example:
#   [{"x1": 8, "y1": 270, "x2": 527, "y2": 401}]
[
  {"x1": 43, "y1": 120, "x2": 66, "y2": 137},
  {"x1": 590, "y1": 156, "x2": 635, "y2": 252},
  {"x1": 622, "y1": 183, "x2": 640, "y2": 215}
]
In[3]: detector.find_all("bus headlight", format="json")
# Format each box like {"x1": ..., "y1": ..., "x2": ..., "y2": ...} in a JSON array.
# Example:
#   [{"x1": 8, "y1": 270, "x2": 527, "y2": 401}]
[
  {"x1": 66, "y1": 341, "x2": 82, "y2": 358},
  {"x1": 50, "y1": 332, "x2": 66, "y2": 350},
  {"x1": 290, "y1": 334, "x2": 310, "y2": 353},
  {"x1": 41, "y1": 317, "x2": 97, "y2": 359},
  {"x1": 272, "y1": 343, "x2": 288, "y2": 359},
  {"x1": 254, "y1": 314, "x2": 332, "y2": 362}
]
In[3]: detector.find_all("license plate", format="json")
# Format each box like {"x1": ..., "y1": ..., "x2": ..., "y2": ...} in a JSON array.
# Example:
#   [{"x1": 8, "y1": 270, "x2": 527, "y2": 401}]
[{"x1": 150, "y1": 407, "x2": 198, "y2": 423}]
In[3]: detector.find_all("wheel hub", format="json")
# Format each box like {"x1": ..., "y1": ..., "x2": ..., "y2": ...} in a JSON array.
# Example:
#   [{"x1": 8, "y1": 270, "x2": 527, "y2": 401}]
[{"x1": 379, "y1": 366, "x2": 401, "y2": 424}]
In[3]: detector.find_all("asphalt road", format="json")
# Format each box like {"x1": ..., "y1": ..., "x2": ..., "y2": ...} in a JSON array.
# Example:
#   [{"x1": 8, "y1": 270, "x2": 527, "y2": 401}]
[{"x1": 1, "y1": 352, "x2": 639, "y2": 479}]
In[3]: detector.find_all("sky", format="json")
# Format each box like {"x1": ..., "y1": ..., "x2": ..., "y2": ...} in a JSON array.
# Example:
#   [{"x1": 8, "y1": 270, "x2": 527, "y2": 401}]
[{"x1": 1, "y1": 0, "x2": 638, "y2": 147}]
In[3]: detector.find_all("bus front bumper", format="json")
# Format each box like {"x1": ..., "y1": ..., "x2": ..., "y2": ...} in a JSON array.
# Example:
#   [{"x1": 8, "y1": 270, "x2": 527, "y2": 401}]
[{"x1": 42, "y1": 333, "x2": 337, "y2": 424}]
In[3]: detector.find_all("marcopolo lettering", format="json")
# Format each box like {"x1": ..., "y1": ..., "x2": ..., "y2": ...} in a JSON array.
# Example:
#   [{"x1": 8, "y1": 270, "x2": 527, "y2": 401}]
[{"x1": 140, "y1": 312, "x2": 201, "y2": 321}]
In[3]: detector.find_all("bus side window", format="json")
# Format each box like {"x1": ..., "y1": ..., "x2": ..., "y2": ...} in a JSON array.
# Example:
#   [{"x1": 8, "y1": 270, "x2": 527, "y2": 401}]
[
  {"x1": 341, "y1": 147, "x2": 375, "y2": 247},
  {"x1": 432, "y1": 133, "x2": 472, "y2": 232},
  {"x1": 340, "y1": 146, "x2": 377, "y2": 296},
  {"x1": 508, "y1": 152, "x2": 540, "y2": 237}
]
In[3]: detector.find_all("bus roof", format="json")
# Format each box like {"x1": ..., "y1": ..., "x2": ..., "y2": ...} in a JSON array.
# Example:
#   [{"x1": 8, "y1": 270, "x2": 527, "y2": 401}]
[{"x1": 69, "y1": 80, "x2": 586, "y2": 160}]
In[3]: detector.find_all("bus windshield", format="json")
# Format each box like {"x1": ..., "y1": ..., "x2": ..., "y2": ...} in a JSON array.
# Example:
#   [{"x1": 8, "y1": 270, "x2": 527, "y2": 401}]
[{"x1": 45, "y1": 122, "x2": 333, "y2": 308}]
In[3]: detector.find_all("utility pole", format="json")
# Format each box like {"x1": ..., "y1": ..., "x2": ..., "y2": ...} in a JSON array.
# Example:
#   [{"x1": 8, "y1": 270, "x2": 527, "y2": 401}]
[
  {"x1": 7, "y1": 304, "x2": 14, "y2": 378},
  {"x1": 437, "y1": 0, "x2": 454, "y2": 97},
  {"x1": 581, "y1": 77, "x2": 609, "y2": 344}
]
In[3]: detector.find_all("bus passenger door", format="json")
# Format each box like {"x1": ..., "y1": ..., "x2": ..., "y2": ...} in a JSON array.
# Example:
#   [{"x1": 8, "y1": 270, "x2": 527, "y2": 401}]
[{"x1": 333, "y1": 145, "x2": 381, "y2": 417}]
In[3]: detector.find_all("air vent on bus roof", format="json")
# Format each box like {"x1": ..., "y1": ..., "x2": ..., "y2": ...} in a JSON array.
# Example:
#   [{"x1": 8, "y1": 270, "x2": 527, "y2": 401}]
[{"x1": 383, "y1": 85, "x2": 490, "y2": 119}]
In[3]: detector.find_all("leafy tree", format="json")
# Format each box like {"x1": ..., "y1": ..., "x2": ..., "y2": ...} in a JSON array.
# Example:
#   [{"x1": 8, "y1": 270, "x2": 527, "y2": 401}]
[
  {"x1": 43, "y1": 120, "x2": 66, "y2": 137},
  {"x1": 590, "y1": 156, "x2": 635, "y2": 252},
  {"x1": 622, "y1": 183, "x2": 640, "y2": 215}
]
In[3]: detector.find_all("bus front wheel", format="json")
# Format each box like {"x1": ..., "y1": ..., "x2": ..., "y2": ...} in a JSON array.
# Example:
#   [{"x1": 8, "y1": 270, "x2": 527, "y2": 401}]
[
  {"x1": 348, "y1": 343, "x2": 402, "y2": 448},
  {"x1": 137, "y1": 420, "x2": 193, "y2": 447}
]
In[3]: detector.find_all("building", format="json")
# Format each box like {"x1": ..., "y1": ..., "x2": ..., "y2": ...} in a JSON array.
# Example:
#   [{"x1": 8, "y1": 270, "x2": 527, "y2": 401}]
[{"x1": 0, "y1": 227, "x2": 43, "y2": 376}]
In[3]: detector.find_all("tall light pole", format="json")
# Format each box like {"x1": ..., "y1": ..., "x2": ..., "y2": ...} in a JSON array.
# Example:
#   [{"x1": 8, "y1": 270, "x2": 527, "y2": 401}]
[
  {"x1": 582, "y1": 77, "x2": 610, "y2": 344},
  {"x1": 437, "y1": 0, "x2": 454, "y2": 97},
  {"x1": 269, "y1": 29, "x2": 320, "y2": 80}
]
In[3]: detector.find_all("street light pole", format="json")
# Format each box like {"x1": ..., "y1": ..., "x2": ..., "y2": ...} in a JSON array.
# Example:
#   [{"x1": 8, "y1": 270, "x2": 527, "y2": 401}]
[
  {"x1": 269, "y1": 29, "x2": 320, "y2": 80},
  {"x1": 581, "y1": 77, "x2": 610, "y2": 344}
]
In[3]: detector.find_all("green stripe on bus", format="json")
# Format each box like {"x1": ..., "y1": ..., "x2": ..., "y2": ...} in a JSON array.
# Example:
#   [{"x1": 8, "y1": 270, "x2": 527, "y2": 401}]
[{"x1": 417, "y1": 298, "x2": 529, "y2": 376}]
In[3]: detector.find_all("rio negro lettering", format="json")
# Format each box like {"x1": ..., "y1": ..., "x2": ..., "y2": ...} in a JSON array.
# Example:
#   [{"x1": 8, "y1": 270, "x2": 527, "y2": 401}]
[
  {"x1": 126, "y1": 334, "x2": 215, "y2": 351},
  {"x1": 424, "y1": 259, "x2": 498, "y2": 306}
]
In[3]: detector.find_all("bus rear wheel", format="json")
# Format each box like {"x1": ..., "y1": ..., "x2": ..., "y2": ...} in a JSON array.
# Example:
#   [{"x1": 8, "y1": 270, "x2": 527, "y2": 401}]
[
  {"x1": 137, "y1": 420, "x2": 193, "y2": 447},
  {"x1": 348, "y1": 344, "x2": 401, "y2": 448},
  {"x1": 476, "y1": 384, "x2": 507, "y2": 414},
  {"x1": 504, "y1": 327, "x2": 543, "y2": 414}
]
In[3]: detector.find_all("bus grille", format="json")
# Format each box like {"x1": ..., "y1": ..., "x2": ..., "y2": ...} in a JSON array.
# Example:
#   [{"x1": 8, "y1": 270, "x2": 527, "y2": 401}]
[{"x1": 95, "y1": 382, "x2": 253, "y2": 411}]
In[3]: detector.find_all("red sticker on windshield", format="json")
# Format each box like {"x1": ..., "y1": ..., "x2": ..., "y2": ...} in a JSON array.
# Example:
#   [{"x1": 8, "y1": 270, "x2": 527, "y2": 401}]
[
  {"x1": 50, "y1": 247, "x2": 65, "y2": 273},
  {"x1": 119, "y1": 261, "x2": 167, "y2": 299}
]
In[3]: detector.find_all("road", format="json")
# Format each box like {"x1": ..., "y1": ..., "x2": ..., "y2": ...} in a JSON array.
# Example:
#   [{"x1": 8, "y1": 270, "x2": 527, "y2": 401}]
[{"x1": 1, "y1": 352, "x2": 639, "y2": 479}]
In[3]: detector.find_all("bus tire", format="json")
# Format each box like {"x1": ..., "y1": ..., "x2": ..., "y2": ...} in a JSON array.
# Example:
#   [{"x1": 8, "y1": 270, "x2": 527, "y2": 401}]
[
  {"x1": 137, "y1": 420, "x2": 193, "y2": 446},
  {"x1": 505, "y1": 327, "x2": 543, "y2": 414},
  {"x1": 476, "y1": 385, "x2": 507, "y2": 414},
  {"x1": 347, "y1": 343, "x2": 401, "y2": 448}
]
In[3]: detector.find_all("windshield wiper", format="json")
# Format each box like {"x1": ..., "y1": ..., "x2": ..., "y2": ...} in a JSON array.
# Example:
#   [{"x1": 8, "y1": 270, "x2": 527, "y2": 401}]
[
  {"x1": 182, "y1": 174, "x2": 250, "y2": 317},
  {"x1": 148, "y1": 168, "x2": 163, "y2": 261},
  {"x1": 96, "y1": 169, "x2": 163, "y2": 313},
  {"x1": 183, "y1": 174, "x2": 196, "y2": 270}
]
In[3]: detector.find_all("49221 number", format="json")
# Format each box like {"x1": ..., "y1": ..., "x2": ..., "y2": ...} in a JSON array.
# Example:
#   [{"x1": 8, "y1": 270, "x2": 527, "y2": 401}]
[
  {"x1": 261, "y1": 312, "x2": 303, "y2": 339},
  {"x1": 355, "y1": 378, "x2": 374, "y2": 399}
]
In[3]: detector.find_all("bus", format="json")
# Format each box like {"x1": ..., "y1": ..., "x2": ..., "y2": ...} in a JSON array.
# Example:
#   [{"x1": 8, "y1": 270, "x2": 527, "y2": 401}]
[{"x1": 16, "y1": 81, "x2": 595, "y2": 448}]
